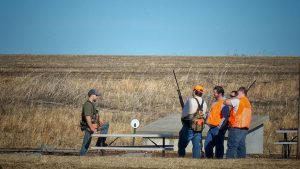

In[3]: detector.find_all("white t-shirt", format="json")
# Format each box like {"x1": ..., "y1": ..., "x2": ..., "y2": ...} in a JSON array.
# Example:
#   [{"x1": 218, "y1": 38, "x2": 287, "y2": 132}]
[
  {"x1": 231, "y1": 98, "x2": 240, "y2": 113},
  {"x1": 181, "y1": 96, "x2": 207, "y2": 118}
]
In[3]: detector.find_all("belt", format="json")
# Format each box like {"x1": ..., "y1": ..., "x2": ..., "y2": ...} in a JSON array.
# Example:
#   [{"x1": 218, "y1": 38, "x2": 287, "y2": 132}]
[{"x1": 231, "y1": 127, "x2": 249, "y2": 130}]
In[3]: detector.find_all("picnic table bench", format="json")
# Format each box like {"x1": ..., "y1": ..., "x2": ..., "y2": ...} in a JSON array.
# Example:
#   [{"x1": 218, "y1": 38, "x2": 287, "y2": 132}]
[
  {"x1": 274, "y1": 129, "x2": 298, "y2": 158},
  {"x1": 91, "y1": 133, "x2": 175, "y2": 157}
]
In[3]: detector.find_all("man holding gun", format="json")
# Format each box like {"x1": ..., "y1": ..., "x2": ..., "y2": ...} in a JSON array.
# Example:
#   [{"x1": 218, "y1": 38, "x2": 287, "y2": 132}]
[{"x1": 178, "y1": 84, "x2": 208, "y2": 159}]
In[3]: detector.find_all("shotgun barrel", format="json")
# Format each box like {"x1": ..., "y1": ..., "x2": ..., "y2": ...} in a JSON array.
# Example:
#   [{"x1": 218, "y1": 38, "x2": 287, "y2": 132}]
[{"x1": 173, "y1": 69, "x2": 184, "y2": 109}]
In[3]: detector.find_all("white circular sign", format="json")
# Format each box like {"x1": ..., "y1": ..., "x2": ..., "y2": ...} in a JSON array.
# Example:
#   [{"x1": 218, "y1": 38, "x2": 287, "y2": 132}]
[{"x1": 130, "y1": 119, "x2": 140, "y2": 129}]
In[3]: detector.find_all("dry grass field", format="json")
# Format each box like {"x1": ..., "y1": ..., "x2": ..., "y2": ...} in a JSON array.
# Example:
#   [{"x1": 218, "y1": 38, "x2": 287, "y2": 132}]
[{"x1": 0, "y1": 55, "x2": 299, "y2": 158}]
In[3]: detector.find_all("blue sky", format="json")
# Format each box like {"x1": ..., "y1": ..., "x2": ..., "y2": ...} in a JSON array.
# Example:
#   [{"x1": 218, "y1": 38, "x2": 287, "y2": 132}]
[{"x1": 0, "y1": 0, "x2": 299, "y2": 56}]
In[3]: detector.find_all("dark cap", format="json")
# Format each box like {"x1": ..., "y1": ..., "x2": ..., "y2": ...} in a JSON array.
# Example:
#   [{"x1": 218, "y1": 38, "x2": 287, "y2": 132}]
[{"x1": 88, "y1": 89, "x2": 100, "y2": 97}]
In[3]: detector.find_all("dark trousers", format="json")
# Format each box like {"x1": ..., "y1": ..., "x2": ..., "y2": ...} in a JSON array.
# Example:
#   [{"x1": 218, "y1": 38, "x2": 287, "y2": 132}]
[
  {"x1": 79, "y1": 122, "x2": 109, "y2": 156},
  {"x1": 204, "y1": 126, "x2": 226, "y2": 159},
  {"x1": 226, "y1": 127, "x2": 248, "y2": 158},
  {"x1": 178, "y1": 124, "x2": 202, "y2": 159}
]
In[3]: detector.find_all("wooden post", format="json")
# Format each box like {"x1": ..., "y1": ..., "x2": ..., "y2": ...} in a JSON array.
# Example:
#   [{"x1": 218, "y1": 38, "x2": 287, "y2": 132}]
[{"x1": 297, "y1": 64, "x2": 300, "y2": 159}]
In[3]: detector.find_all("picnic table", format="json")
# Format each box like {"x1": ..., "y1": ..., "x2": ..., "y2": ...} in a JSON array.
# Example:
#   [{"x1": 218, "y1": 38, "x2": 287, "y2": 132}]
[
  {"x1": 91, "y1": 133, "x2": 175, "y2": 157},
  {"x1": 274, "y1": 129, "x2": 298, "y2": 158}
]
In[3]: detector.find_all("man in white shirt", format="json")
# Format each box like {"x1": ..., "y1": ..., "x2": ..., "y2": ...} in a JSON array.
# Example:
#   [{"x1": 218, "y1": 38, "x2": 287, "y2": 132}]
[
  {"x1": 181, "y1": 92, "x2": 208, "y2": 119},
  {"x1": 178, "y1": 84, "x2": 207, "y2": 159}
]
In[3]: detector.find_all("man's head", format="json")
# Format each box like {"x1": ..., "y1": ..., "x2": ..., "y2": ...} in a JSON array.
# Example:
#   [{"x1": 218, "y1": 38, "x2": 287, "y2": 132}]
[
  {"x1": 213, "y1": 86, "x2": 224, "y2": 100},
  {"x1": 193, "y1": 84, "x2": 204, "y2": 97},
  {"x1": 88, "y1": 89, "x2": 101, "y2": 102},
  {"x1": 230, "y1": 90, "x2": 238, "y2": 98},
  {"x1": 237, "y1": 87, "x2": 247, "y2": 98}
]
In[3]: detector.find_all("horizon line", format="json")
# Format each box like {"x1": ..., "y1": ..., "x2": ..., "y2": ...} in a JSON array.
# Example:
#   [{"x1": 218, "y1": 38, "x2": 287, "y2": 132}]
[{"x1": 0, "y1": 53, "x2": 299, "y2": 58}]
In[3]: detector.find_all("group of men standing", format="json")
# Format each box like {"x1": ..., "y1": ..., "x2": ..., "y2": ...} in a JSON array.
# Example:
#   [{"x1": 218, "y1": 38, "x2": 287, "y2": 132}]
[
  {"x1": 178, "y1": 85, "x2": 252, "y2": 159},
  {"x1": 79, "y1": 85, "x2": 252, "y2": 158}
]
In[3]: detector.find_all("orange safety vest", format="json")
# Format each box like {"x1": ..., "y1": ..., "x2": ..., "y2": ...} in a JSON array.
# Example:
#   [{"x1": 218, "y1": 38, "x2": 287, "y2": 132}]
[
  {"x1": 206, "y1": 99, "x2": 224, "y2": 126},
  {"x1": 229, "y1": 96, "x2": 252, "y2": 129}
]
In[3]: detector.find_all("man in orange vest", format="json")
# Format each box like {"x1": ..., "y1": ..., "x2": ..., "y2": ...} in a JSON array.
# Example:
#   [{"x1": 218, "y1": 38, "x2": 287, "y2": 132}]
[
  {"x1": 204, "y1": 86, "x2": 230, "y2": 159},
  {"x1": 224, "y1": 87, "x2": 252, "y2": 158}
]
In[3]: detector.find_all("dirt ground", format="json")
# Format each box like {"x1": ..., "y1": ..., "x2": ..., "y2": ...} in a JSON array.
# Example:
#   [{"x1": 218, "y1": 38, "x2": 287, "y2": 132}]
[{"x1": 0, "y1": 153, "x2": 300, "y2": 169}]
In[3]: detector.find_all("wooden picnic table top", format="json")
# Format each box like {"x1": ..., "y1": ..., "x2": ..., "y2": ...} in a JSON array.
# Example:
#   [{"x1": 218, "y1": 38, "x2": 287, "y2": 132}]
[
  {"x1": 275, "y1": 129, "x2": 298, "y2": 133},
  {"x1": 91, "y1": 133, "x2": 175, "y2": 138}
]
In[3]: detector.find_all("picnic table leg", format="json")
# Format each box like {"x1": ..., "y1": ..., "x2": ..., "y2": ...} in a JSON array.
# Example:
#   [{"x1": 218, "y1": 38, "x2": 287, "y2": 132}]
[
  {"x1": 284, "y1": 133, "x2": 288, "y2": 158},
  {"x1": 288, "y1": 144, "x2": 291, "y2": 158},
  {"x1": 162, "y1": 137, "x2": 165, "y2": 157}
]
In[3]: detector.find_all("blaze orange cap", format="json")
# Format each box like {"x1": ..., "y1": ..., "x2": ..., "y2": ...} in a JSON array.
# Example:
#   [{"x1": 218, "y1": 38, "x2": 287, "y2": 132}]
[{"x1": 193, "y1": 84, "x2": 204, "y2": 93}]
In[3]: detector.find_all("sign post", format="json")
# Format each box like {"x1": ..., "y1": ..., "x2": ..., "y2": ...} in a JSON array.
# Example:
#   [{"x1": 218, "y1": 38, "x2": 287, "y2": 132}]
[{"x1": 131, "y1": 119, "x2": 140, "y2": 146}]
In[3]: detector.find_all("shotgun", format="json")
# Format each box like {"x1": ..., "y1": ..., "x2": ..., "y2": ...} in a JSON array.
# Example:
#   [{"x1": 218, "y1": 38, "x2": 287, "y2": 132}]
[
  {"x1": 247, "y1": 79, "x2": 257, "y2": 91},
  {"x1": 173, "y1": 69, "x2": 184, "y2": 109}
]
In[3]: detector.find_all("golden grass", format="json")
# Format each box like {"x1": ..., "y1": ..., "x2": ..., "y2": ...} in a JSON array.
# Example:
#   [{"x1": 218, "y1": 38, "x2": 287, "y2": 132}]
[{"x1": 0, "y1": 55, "x2": 299, "y2": 155}]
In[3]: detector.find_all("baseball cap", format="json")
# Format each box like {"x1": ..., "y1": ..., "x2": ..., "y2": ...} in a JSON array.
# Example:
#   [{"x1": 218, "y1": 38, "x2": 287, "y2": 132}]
[
  {"x1": 88, "y1": 89, "x2": 101, "y2": 96},
  {"x1": 193, "y1": 84, "x2": 204, "y2": 93}
]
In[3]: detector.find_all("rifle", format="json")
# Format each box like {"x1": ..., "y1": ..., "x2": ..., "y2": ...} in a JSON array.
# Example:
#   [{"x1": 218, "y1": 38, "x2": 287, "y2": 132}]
[
  {"x1": 173, "y1": 69, "x2": 184, "y2": 109},
  {"x1": 247, "y1": 79, "x2": 257, "y2": 91}
]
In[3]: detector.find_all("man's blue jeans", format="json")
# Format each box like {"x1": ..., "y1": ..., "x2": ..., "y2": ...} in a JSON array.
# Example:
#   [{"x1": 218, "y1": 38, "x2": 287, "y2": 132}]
[
  {"x1": 204, "y1": 126, "x2": 226, "y2": 159},
  {"x1": 178, "y1": 124, "x2": 202, "y2": 159},
  {"x1": 226, "y1": 127, "x2": 248, "y2": 158},
  {"x1": 79, "y1": 122, "x2": 109, "y2": 156}
]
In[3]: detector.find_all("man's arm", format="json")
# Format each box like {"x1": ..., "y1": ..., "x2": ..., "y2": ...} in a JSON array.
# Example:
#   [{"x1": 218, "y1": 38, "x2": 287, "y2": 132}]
[
  {"x1": 181, "y1": 98, "x2": 192, "y2": 117},
  {"x1": 224, "y1": 99, "x2": 233, "y2": 106},
  {"x1": 218, "y1": 105, "x2": 230, "y2": 129},
  {"x1": 83, "y1": 103, "x2": 96, "y2": 132},
  {"x1": 96, "y1": 114, "x2": 104, "y2": 126},
  {"x1": 86, "y1": 116, "x2": 96, "y2": 132},
  {"x1": 202, "y1": 101, "x2": 208, "y2": 119}
]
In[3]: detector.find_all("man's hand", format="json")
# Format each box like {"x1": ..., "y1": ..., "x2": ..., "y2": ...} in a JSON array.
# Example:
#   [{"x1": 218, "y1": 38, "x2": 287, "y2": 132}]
[
  {"x1": 90, "y1": 126, "x2": 96, "y2": 133},
  {"x1": 224, "y1": 99, "x2": 233, "y2": 106},
  {"x1": 99, "y1": 119, "x2": 104, "y2": 126},
  {"x1": 90, "y1": 124, "x2": 98, "y2": 133},
  {"x1": 198, "y1": 112, "x2": 204, "y2": 118}
]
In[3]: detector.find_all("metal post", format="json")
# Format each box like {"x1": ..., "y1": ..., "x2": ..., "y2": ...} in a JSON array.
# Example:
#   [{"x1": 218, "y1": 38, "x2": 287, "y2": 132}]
[
  {"x1": 132, "y1": 128, "x2": 136, "y2": 146},
  {"x1": 284, "y1": 133, "x2": 288, "y2": 158},
  {"x1": 162, "y1": 137, "x2": 165, "y2": 157},
  {"x1": 297, "y1": 64, "x2": 300, "y2": 159}
]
